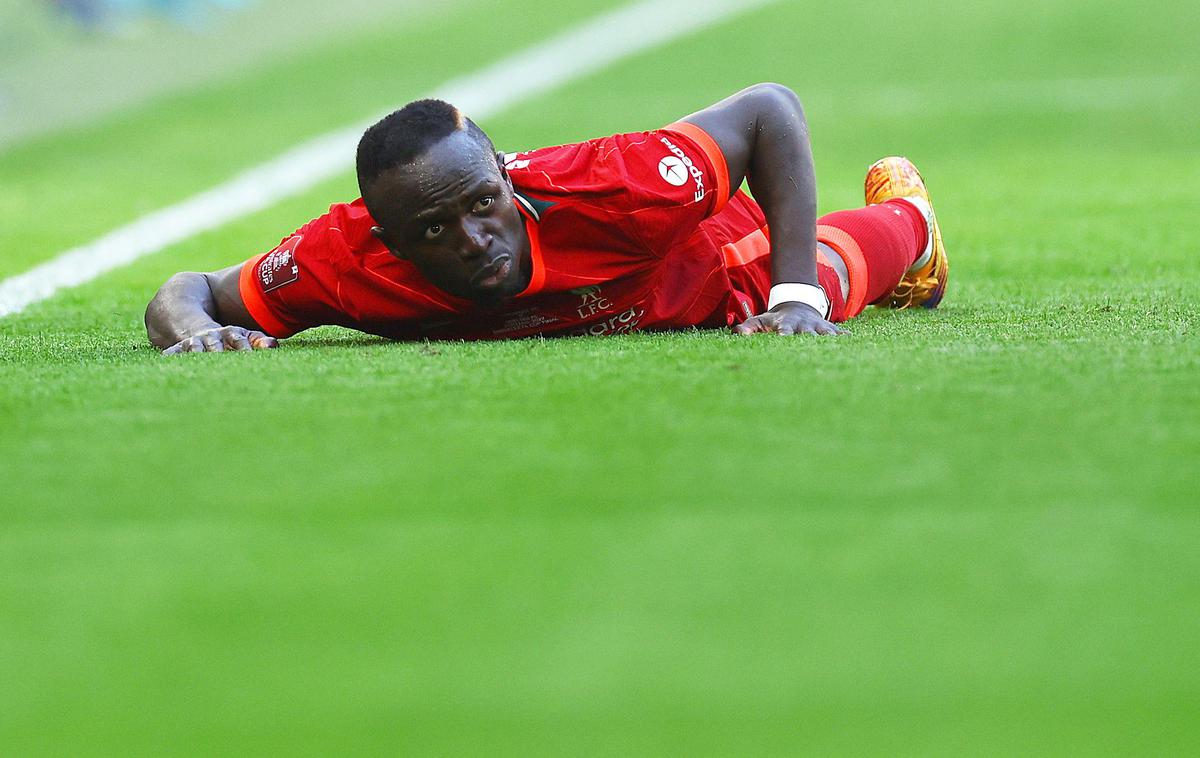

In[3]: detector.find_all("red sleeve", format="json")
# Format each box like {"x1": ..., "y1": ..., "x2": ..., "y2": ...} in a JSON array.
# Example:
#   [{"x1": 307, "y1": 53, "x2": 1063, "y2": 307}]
[
  {"x1": 238, "y1": 205, "x2": 359, "y2": 338},
  {"x1": 610, "y1": 122, "x2": 731, "y2": 253},
  {"x1": 662, "y1": 121, "x2": 731, "y2": 215}
]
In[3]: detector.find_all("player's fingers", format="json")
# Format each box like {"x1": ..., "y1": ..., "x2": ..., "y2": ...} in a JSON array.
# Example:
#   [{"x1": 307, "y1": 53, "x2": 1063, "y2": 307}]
[
  {"x1": 200, "y1": 333, "x2": 224, "y2": 352},
  {"x1": 225, "y1": 330, "x2": 254, "y2": 352},
  {"x1": 777, "y1": 323, "x2": 796, "y2": 335},
  {"x1": 248, "y1": 331, "x2": 278, "y2": 349},
  {"x1": 740, "y1": 313, "x2": 785, "y2": 334},
  {"x1": 167, "y1": 337, "x2": 199, "y2": 354},
  {"x1": 732, "y1": 319, "x2": 760, "y2": 335},
  {"x1": 183, "y1": 336, "x2": 206, "y2": 352}
]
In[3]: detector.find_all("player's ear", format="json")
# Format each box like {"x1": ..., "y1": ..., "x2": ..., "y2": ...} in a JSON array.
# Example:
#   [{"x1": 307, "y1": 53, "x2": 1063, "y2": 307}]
[
  {"x1": 371, "y1": 225, "x2": 406, "y2": 260},
  {"x1": 496, "y1": 151, "x2": 513, "y2": 189}
]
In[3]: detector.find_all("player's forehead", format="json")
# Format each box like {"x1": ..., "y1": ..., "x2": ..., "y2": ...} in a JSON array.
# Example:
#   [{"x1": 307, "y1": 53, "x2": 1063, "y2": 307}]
[{"x1": 378, "y1": 136, "x2": 500, "y2": 217}]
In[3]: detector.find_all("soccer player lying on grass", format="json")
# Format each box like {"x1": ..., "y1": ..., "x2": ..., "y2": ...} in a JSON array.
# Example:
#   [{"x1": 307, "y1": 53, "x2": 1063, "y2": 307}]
[{"x1": 145, "y1": 83, "x2": 948, "y2": 353}]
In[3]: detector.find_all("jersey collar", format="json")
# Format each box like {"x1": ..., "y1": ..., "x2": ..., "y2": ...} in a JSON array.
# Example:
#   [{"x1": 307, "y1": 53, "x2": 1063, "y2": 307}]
[
  {"x1": 514, "y1": 192, "x2": 546, "y2": 297},
  {"x1": 513, "y1": 191, "x2": 555, "y2": 221}
]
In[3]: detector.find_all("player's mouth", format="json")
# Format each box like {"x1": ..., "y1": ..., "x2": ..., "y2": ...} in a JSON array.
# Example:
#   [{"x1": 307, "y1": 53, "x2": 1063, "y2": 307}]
[{"x1": 471, "y1": 255, "x2": 512, "y2": 290}]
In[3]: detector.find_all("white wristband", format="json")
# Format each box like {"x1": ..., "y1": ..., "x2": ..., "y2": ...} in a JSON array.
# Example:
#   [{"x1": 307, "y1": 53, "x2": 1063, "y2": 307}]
[{"x1": 767, "y1": 283, "x2": 830, "y2": 319}]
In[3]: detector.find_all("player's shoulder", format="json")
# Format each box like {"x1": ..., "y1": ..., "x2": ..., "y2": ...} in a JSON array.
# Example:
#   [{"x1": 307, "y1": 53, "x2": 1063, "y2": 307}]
[
  {"x1": 503, "y1": 129, "x2": 685, "y2": 199},
  {"x1": 313, "y1": 197, "x2": 376, "y2": 241},
  {"x1": 504, "y1": 129, "x2": 664, "y2": 164},
  {"x1": 286, "y1": 197, "x2": 381, "y2": 261},
  {"x1": 500, "y1": 136, "x2": 598, "y2": 178}
]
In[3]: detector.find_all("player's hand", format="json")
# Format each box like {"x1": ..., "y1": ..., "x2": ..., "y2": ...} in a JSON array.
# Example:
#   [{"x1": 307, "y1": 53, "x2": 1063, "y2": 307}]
[
  {"x1": 161, "y1": 326, "x2": 279, "y2": 355},
  {"x1": 733, "y1": 302, "x2": 846, "y2": 336}
]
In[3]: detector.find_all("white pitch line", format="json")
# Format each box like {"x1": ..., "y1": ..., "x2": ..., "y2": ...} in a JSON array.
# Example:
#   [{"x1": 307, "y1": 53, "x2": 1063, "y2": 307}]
[{"x1": 0, "y1": 0, "x2": 776, "y2": 319}]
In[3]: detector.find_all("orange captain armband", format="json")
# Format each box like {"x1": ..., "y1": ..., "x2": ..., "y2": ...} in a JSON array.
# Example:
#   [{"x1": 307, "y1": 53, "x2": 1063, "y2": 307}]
[{"x1": 664, "y1": 121, "x2": 731, "y2": 216}]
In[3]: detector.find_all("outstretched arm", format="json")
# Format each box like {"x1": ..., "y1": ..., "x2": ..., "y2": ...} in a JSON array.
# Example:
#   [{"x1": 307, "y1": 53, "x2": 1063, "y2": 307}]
[
  {"x1": 681, "y1": 82, "x2": 844, "y2": 336},
  {"x1": 145, "y1": 264, "x2": 278, "y2": 354}
]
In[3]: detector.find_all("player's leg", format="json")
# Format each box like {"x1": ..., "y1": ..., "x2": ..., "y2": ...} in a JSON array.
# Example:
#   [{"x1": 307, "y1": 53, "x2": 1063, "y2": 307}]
[
  {"x1": 819, "y1": 242, "x2": 850, "y2": 299},
  {"x1": 817, "y1": 156, "x2": 948, "y2": 321},
  {"x1": 814, "y1": 242, "x2": 851, "y2": 322},
  {"x1": 818, "y1": 199, "x2": 928, "y2": 320}
]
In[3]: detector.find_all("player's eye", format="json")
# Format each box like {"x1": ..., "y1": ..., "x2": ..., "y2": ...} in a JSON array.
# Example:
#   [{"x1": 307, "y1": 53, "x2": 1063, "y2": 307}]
[
  {"x1": 473, "y1": 196, "x2": 495, "y2": 212},
  {"x1": 424, "y1": 224, "x2": 444, "y2": 240}
]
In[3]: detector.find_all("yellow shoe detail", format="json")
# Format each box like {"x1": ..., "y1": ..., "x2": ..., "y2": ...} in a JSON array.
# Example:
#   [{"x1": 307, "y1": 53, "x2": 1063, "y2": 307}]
[{"x1": 864, "y1": 156, "x2": 949, "y2": 309}]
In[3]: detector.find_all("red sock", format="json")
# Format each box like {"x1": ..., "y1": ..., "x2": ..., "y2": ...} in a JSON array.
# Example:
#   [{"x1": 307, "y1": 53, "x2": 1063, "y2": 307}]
[{"x1": 817, "y1": 199, "x2": 927, "y2": 312}]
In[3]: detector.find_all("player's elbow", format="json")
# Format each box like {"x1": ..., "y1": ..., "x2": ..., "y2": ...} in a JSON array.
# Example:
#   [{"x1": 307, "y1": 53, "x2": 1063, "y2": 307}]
[{"x1": 746, "y1": 82, "x2": 806, "y2": 123}]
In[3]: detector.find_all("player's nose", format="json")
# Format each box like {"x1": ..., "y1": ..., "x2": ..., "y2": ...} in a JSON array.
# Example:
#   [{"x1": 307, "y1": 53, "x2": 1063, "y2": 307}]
[{"x1": 459, "y1": 221, "x2": 492, "y2": 259}]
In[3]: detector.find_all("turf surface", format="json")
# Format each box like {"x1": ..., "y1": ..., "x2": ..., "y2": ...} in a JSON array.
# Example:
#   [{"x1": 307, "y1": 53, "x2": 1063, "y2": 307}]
[{"x1": 2, "y1": 0, "x2": 1199, "y2": 754}]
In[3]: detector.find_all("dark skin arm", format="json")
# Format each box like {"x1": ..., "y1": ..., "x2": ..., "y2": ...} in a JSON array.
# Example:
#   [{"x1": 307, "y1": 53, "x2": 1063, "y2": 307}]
[
  {"x1": 682, "y1": 83, "x2": 845, "y2": 336},
  {"x1": 144, "y1": 264, "x2": 278, "y2": 353}
]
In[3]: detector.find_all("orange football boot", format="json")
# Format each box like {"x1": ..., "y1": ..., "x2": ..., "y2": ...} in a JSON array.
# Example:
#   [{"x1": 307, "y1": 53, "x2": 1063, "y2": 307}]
[{"x1": 864, "y1": 156, "x2": 949, "y2": 309}]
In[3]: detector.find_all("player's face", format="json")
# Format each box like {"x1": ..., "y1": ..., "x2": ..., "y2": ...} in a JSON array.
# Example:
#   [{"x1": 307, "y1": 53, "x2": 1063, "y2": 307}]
[{"x1": 367, "y1": 131, "x2": 531, "y2": 303}]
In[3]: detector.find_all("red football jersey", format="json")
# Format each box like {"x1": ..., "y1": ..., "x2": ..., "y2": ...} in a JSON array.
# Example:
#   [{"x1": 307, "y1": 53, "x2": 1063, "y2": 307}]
[{"x1": 238, "y1": 122, "x2": 804, "y2": 340}]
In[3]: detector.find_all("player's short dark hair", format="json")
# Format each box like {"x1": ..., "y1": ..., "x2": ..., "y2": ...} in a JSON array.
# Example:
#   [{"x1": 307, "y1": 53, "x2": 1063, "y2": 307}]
[{"x1": 356, "y1": 99, "x2": 494, "y2": 194}]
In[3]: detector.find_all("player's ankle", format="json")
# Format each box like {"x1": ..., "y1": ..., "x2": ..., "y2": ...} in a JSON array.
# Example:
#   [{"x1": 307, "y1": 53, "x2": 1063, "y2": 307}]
[{"x1": 890, "y1": 196, "x2": 933, "y2": 271}]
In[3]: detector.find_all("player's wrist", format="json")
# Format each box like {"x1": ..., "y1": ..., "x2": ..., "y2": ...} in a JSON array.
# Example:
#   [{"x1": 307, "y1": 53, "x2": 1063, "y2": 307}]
[{"x1": 767, "y1": 282, "x2": 830, "y2": 319}]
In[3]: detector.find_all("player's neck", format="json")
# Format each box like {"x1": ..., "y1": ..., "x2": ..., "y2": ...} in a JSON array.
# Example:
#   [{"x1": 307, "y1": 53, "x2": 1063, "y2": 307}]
[{"x1": 516, "y1": 225, "x2": 533, "y2": 292}]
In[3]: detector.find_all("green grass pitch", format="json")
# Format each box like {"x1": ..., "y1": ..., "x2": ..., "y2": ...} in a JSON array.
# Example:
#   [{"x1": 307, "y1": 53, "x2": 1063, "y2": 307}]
[{"x1": 2, "y1": 0, "x2": 1199, "y2": 753}]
